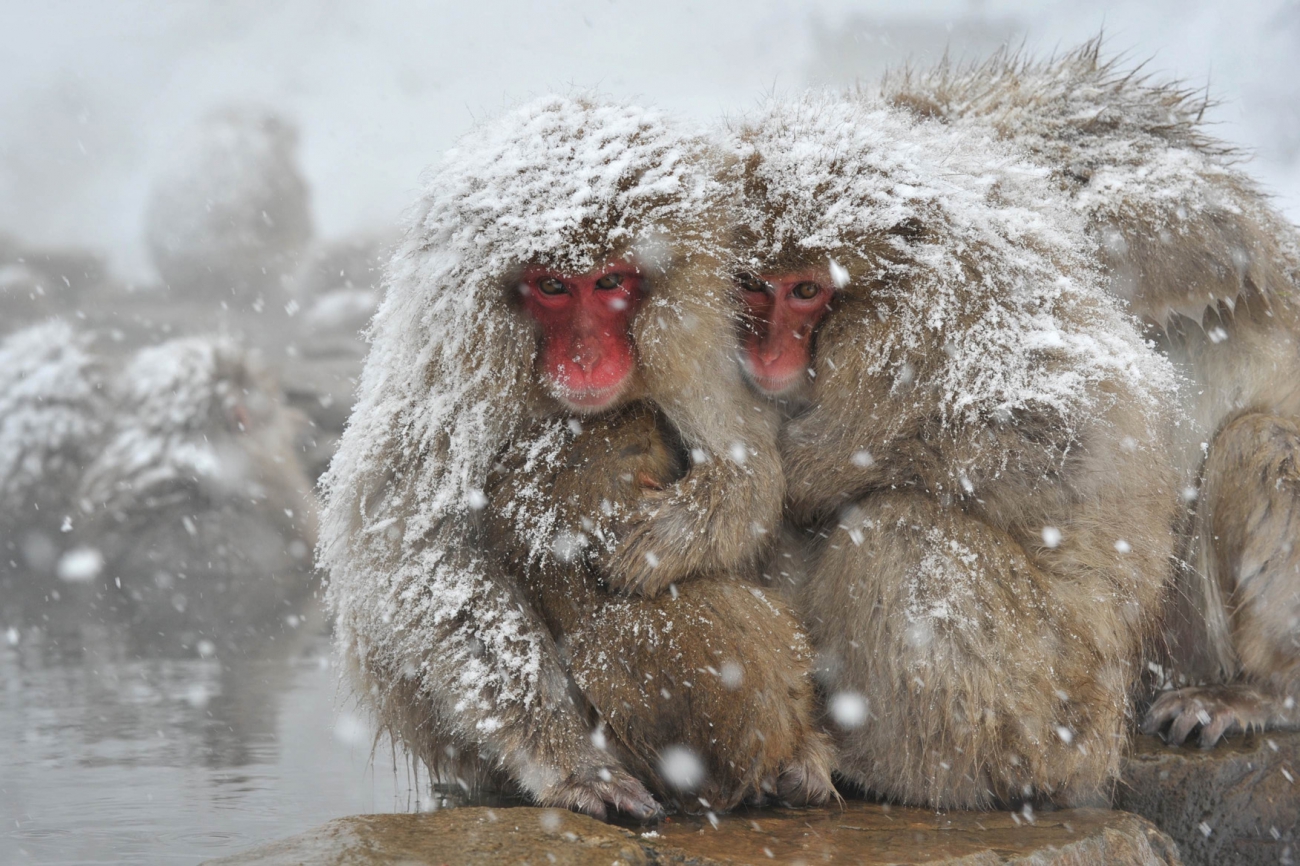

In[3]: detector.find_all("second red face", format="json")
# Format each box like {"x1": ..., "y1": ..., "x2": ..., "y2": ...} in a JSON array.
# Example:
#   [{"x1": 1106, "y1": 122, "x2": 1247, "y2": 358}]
[
  {"x1": 737, "y1": 270, "x2": 835, "y2": 396},
  {"x1": 518, "y1": 262, "x2": 644, "y2": 412}
]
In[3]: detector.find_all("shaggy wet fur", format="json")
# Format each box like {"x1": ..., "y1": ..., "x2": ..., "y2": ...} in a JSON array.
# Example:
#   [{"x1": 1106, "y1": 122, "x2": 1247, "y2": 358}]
[
  {"x1": 482, "y1": 404, "x2": 835, "y2": 814},
  {"x1": 885, "y1": 40, "x2": 1300, "y2": 747},
  {"x1": 731, "y1": 95, "x2": 1180, "y2": 808}
]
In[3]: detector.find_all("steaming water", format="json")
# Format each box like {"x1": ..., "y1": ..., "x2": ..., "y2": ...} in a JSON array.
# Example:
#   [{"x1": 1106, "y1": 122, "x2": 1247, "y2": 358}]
[{"x1": 0, "y1": 594, "x2": 413, "y2": 866}]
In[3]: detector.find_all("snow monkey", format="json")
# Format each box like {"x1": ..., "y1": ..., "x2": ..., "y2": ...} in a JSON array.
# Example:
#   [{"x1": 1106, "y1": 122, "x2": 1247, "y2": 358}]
[
  {"x1": 74, "y1": 336, "x2": 318, "y2": 652},
  {"x1": 0, "y1": 321, "x2": 107, "y2": 585},
  {"x1": 727, "y1": 93, "x2": 1180, "y2": 809},
  {"x1": 480, "y1": 403, "x2": 835, "y2": 814},
  {"x1": 320, "y1": 97, "x2": 786, "y2": 820},
  {"x1": 882, "y1": 42, "x2": 1300, "y2": 748}
]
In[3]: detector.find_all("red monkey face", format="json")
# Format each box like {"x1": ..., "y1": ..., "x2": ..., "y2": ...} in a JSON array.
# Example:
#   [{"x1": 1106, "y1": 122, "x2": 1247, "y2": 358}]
[
  {"x1": 737, "y1": 270, "x2": 835, "y2": 396},
  {"x1": 518, "y1": 262, "x2": 644, "y2": 412}
]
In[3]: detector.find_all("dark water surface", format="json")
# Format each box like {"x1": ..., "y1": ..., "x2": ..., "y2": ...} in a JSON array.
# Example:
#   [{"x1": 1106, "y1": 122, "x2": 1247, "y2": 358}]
[{"x1": 0, "y1": 595, "x2": 415, "y2": 865}]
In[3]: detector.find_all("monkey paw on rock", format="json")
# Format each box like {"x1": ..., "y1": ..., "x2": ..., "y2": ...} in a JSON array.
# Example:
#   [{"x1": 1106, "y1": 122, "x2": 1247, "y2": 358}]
[
  {"x1": 540, "y1": 765, "x2": 664, "y2": 823},
  {"x1": 774, "y1": 741, "x2": 839, "y2": 808},
  {"x1": 1142, "y1": 684, "x2": 1281, "y2": 748}
]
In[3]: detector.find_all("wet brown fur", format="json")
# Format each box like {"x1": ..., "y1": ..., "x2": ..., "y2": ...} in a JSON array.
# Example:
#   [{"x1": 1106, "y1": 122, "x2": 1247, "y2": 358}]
[
  {"x1": 884, "y1": 39, "x2": 1300, "y2": 747},
  {"x1": 481, "y1": 404, "x2": 835, "y2": 813},
  {"x1": 732, "y1": 98, "x2": 1180, "y2": 807}
]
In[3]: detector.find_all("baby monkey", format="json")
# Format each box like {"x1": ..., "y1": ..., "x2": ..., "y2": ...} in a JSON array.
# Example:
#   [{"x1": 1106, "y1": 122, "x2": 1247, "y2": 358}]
[{"x1": 482, "y1": 403, "x2": 835, "y2": 815}]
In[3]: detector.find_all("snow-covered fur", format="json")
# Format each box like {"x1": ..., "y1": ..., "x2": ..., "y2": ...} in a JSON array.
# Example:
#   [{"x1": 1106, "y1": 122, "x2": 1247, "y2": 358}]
[
  {"x1": 885, "y1": 43, "x2": 1300, "y2": 747},
  {"x1": 881, "y1": 39, "x2": 1295, "y2": 327},
  {"x1": 730, "y1": 93, "x2": 1180, "y2": 808},
  {"x1": 75, "y1": 337, "x2": 316, "y2": 649},
  {"x1": 320, "y1": 96, "x2": 783, "y2": 813},
  {"x1": 0, "y1": 320, "x2": 107, "y2": 572},
  {"x1": 145, "y1": 107, "x2": 313, "y2": 303},
  {"x1": 481, "y1": 405, "x2": 835, "y2": 814}
]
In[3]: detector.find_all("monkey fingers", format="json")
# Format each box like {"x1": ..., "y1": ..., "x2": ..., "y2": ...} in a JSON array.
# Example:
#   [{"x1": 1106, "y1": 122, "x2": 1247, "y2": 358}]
[
  {"x1": 541, "y1": 764, "x2": 665, "y2": 823},
  {"x1": 774, "y1": 740, "x2": 839, "y2": 807},
  {"x1": 1143, "y1": 684, "x2": 1279, "y2": 748},
  {"x1": 602, "y1": 464, "x2": 781, "y2": 597}
]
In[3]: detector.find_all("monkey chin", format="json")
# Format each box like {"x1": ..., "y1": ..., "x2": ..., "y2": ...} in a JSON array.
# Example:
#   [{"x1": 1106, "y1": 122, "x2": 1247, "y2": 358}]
[
  {"x1": 742, "y1": 358, "x2": 813, "y2": 405},
  {"x1": 550, "y1": 376, "x2": 634, "y2": 414}
]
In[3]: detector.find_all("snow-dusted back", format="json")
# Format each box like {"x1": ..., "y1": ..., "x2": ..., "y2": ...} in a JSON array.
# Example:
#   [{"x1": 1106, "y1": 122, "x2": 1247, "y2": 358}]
[
  {"x1": 730, "y1": 93, "x2": 1175, "y2": 430},
  {"x1": 0, "y1": 320, "x2": 105, "y2": 520},
  {"x1": 319, "y1": 96, "x2": 722, "y2": 742},
  {"x1": 880, "y1": 45, "x2": 1300, "y2": 323},
  {"x1": 78, "y1": 337, "x2": 266, "y2": 512}
]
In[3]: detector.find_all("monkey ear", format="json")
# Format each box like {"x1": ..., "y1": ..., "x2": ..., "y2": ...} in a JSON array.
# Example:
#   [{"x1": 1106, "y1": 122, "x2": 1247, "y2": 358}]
[{"x1": 887, "y1": 217, "x2": 925, "y2": 241}]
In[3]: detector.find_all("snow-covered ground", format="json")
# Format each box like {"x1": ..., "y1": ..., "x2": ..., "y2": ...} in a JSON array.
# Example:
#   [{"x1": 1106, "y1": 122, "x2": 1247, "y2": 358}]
[{"x1": 0, "y1": 0, "x2": 1294, "y2": 281}]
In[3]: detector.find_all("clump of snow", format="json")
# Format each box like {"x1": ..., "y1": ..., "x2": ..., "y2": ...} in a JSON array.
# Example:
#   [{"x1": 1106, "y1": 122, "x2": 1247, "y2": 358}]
[
  {"x1": 55, "y1": 546, "x2": 103, "y2": 583},
  {"x1": 729, "y1": 92, "x2": 1175, "y2": 438},
  {"x1": 318, "y1": 95, "x2": 724, "y2": 778},
  {"x1": 658, "y1": 745, "x2": 705, "y2": 791},
  {"x1": 145, "y1": 106, "x2": 314, "y2": 300},
  {"x1": 0, "y1": 320, "x2": 106, "y2": 524},
  {"x1": 828, "y1": 690, "x2": 870, "y2": 729}
]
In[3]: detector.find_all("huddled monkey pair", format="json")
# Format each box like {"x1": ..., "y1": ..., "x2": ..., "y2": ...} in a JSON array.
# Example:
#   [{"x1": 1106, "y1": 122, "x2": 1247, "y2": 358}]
[
  {"x1": 321, "y1": 44, "x2": 1300, "y2": 819},
  {"x1": 0, "y1": 323, "x2": 318, "y2": 651}
]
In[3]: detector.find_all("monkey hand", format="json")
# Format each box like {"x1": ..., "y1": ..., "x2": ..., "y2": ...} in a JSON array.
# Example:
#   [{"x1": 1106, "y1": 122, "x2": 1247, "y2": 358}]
[
  {"x1": 774, "y1": 736, "x2": 839, "y2": 807},
  {"x1": 598, "y1": 450, "x2": 782, "y2": 596},
  {"x1": 1142, "y1": 684, "x2": 1283, "y2": 748},
  {"x1": 599, "y1": 488, "x2": 692, "y2": 597},
  {"x1": 538, "y1": 763, "x2": 664, "y2": 823}
]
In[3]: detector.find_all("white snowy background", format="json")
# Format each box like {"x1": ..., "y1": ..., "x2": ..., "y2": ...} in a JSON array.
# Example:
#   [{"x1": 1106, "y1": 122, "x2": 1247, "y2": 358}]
[{"x1": 1, "y1": 0, "x2": 1295, "y2": 282}]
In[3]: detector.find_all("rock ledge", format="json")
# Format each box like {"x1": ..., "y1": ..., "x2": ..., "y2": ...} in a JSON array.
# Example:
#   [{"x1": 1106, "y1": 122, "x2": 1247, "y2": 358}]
[{"x1": 204, "y1": 803, "x2": 1180, "y2": 865}]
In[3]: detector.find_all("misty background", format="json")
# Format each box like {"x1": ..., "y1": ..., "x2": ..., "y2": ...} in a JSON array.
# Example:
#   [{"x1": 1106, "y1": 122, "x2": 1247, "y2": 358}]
[{"x1": 3, "y1": 0, "x2": 1297, "y2": 284}]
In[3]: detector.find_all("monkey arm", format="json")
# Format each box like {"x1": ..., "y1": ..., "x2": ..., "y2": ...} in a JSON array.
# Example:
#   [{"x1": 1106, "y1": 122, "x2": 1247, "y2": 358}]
[
  {"x1": 330, "y1": 516, "x2": 660, "y2": 821},
  {"x1": 1146, "y1": 412, "x2": 1300, "y2": 748},
  {"x1": 780, "y1": 404, "x2": 898, "y2": 526},
  {"x1": 601, "y1": 288, "x2": 787, "y2": 597}
]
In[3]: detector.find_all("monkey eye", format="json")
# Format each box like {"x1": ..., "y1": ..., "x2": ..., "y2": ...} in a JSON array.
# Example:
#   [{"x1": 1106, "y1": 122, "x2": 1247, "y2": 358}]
[
  {"x1": 537, "y1": 277, "x2": 567, "y2": 296},
  {"x1": 594, "y1": 274, "x2": 624, "y2": 290},
  {"x1": 791, "y1": 281, "x2": 821, "y2": 300},
  {"x1": 737, "y1": 273, "x2": 770, "y2": 293}
]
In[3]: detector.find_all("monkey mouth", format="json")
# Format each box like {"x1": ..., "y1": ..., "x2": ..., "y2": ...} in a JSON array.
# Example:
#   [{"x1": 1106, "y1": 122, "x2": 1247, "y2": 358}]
[
  {"x1": 551, "y1": 377, "x2": 631, "y2": 413},
  {"x1": 742, "y1": 357, "x2": 807, "y2": 397}
]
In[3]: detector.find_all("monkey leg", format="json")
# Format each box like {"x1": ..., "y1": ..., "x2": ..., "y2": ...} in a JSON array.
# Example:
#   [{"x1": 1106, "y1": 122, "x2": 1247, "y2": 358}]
[
  {"x1": 1145, "y1": 412, "x2": 1300, "y2": 747},
  {"x1": 550, "y1": 576, "x2": 836, "y2": 813},
  {"x1": 341, "y1": 531, "x2": 662, "y2": 824},
  {"x1": 803, "y1": 491, "x2": 1126, "y2": 810}
]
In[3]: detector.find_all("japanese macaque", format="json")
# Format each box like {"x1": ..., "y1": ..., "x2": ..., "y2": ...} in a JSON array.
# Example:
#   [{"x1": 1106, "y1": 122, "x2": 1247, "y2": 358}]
[
  {"x1": 319, "y1": 97, "x2": 785, "y2": 820},
  {"x1": 882, "y1": 42, "x2": 1300, "y2": 748},
  {"x1": 481, "y1": 404, "x2": 835, "y2": 814},
  {"x1": 0, "y1": 321, "x2": 107, "y2": 583},
  {"x1": 74, "y1": 336, "x2": 317, "y2": 652},
  {"x1": 144, "y1": 107, "x2": 313, "y2": 310},
  {"x1": 727, "y1": 94, "x2": 1180, "y2": 808}
]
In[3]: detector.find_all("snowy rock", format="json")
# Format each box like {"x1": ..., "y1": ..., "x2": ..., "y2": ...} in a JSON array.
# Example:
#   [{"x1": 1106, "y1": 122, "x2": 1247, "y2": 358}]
[
  {"x1": 1119, "y1": 732, "x2": 1300, "y2": 866},
  {"x1": 201, "y1": 803, "x2": 1182, "y2": 865}
]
